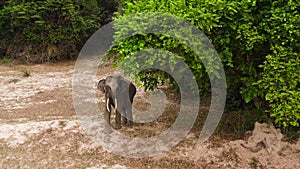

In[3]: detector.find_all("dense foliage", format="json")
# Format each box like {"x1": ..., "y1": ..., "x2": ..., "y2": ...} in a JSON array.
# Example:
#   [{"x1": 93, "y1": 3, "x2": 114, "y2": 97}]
[
  {"x1": 0, "y1": 0, "x2": 118, "y2": 62},
  {"x1": 108, "y1": 0, "x2": 299, "y2": 129}
]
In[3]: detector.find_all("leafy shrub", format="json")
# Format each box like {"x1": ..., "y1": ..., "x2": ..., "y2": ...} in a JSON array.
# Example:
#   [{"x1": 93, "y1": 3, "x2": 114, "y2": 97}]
[
  {"x1": 108, "y1": 0, "x2": 299, "y2": 129},
  {"x1": 242, "y1": 1, "x2": 300, "y2": 129},
  {"x1": 0, "y1": 0, "x2": 116, "y2": 62}
]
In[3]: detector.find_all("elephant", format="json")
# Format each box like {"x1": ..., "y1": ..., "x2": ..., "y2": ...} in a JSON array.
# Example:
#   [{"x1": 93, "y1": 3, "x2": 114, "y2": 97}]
[{"x1": 97, "y1": 75, "x2": 136, "y2": 129}]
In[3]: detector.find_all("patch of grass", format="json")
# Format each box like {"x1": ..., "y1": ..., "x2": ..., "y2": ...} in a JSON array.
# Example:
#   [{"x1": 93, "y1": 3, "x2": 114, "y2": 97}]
[
  {"x1": 284, "y1": 128, "x2": 300, "y2": 141},
  {"x1": 20, "y1": 69, "x2": 31, "y2": 77},
  {"x1": 216, "y1": 109, "x2": 269, "y2": 140},
  {"x1": 0, "y1": 57, "x2": 14, "y2": 64},
  {"x1": 249, "y1": 157, "x2": 261, "y2": 168}
]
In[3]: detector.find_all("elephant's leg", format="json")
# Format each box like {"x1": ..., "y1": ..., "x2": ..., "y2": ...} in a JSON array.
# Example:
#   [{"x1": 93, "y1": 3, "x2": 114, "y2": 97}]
[
  {"x1": 122, "y1": 115, "x2": 127, "y2": 125},
  {"x1": 103, "y1": 97, "x2": 113, "y2": 133},
  {"x1": 125, "y1": 105, "x2": 133, "y2": 126},
  {"x1": 114, "y1": 98, "x2": 121, "y2": 129},
  {"x1": 104, "y1": 98, "x2": 111, "y2": 125}
]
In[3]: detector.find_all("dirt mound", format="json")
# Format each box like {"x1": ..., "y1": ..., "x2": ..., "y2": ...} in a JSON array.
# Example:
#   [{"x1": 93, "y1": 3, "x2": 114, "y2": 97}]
[
  {"x1": 161, "y1": 122, "x2": 300, "y2": 168},
  {"x1": 186, "y1": 122, "x2": 300, "y2": 168},
  {"x1": 231, "y1": 122, "x2": 300, "y2": 168},
  {"x1": 242, "y1": 122, "x2": 294, "y2": 153}
]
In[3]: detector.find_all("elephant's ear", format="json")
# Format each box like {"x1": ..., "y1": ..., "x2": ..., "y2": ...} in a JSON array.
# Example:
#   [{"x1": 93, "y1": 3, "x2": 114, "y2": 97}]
[{"x1": 97, "y1": 79, "x2": 106, "y2": 92}]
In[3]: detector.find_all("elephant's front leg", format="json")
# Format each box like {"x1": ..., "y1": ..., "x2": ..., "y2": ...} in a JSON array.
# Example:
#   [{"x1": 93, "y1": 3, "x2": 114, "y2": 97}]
[
  {"x1": 114, "y1": 98, "x2": 121, "y2": 129},
  {"x1": 103, "y1": 97, "x2": 113, "y2": 133},
  {"x1": 104, "y1": 97, "x2": 112, "y2": 125}
]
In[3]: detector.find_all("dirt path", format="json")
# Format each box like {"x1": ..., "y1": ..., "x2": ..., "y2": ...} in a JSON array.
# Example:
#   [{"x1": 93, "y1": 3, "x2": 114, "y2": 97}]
[{"x1": 0, "y1": 62, "x2": 299, "y2": 169}]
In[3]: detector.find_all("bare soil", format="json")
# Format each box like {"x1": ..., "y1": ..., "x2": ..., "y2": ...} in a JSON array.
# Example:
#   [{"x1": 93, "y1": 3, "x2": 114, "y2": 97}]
[{"x1": 0, "y1": 61, "x2": 299, "y2": 169}]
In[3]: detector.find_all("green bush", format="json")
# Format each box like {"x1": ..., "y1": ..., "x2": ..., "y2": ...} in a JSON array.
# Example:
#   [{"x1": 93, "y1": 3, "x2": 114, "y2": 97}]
[
  {"x1": 242, "y1": 1, "x2": 300, "y2": 129},
  {"x1": 108, "y1": 0, "x2": 299, "y2": 129},
  {"x1": 0, "y1": 0, "x2": 116, "y2": 62}
]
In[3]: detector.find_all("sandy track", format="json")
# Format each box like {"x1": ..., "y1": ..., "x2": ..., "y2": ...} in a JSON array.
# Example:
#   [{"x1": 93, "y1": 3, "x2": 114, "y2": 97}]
[{"x1": 0, "y1": 62, "x2": 299, "y2": 169}]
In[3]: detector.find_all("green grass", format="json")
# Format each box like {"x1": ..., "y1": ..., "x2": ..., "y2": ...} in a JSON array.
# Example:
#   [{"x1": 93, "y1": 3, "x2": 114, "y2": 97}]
[
  {"x1": 20, "y1": 69, "x2": 31, "y2": 77},
  {"x1": 0, "y1": 57, "x2": 14, "y2": 64},
  {"x1": 250, "y1": 157, "x2": 261, "y2": 168},
  {"x1": 215, "y1": 109, "x2": 269, "y2": 140}
]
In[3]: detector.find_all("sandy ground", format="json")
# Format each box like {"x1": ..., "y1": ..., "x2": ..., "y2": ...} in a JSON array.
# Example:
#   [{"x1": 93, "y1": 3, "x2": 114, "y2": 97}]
[{"x1": 0, "y1": 61, "x2": 299, "y2": 169}]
